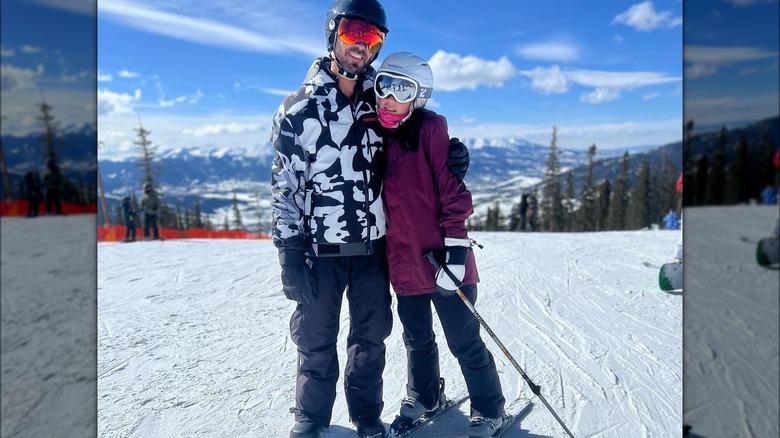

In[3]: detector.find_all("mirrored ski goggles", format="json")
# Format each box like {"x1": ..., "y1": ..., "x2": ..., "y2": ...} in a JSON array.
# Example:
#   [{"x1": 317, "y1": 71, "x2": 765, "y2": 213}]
[
  {"x1": 337, "y1": 17, "x2": 385, "y2": 54},
  {"x1": 374, "y1": 72, "x2": 428, "y2": 103}
]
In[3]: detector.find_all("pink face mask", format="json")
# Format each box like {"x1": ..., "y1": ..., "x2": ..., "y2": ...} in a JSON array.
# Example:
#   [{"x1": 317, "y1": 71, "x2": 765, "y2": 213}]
[{"x1": 377, "y1": 107, "x2": 409, "y2": 129}]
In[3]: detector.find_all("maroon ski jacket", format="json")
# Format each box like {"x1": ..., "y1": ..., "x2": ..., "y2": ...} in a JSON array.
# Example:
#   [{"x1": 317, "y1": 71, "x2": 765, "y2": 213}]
[{"x1": 382, "y1": 110, "x2": 479, "y2": 296}]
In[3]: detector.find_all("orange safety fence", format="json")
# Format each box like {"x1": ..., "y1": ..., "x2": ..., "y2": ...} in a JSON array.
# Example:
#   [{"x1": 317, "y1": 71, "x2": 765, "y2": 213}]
[
  {"x1": 98, "y1": 225, "x2": 272, "y2": 242},
  {"x1": 1, "y1": 200, "x2": 97, "y2": 217}
]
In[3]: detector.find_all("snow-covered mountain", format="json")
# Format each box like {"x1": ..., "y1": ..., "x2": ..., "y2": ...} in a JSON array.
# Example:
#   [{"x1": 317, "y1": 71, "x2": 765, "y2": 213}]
[{"x1": 96, "y1": 137, "x2": 655, "y2": 230}]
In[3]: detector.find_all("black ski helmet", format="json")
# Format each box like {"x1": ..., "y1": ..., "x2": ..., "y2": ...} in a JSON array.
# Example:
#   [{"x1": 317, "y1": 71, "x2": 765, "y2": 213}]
[
  {"x1": 325, "y1": 0, "x2": 389, "y2": 54},
  {"x1": 143, "y1": 183, "x2": 152, "y2": 193}
]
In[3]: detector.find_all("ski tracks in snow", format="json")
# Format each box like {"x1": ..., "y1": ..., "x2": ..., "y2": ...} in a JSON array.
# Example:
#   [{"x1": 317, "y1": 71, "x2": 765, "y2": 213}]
[{"x1": 474, "y1": 231, "x2": 681, "y2": 437}]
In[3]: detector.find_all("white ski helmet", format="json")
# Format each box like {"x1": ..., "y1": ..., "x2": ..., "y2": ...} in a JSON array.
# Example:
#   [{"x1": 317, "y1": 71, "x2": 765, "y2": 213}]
[{"x1": 376, "y1": 52, "x2": 433, "y2": 111}]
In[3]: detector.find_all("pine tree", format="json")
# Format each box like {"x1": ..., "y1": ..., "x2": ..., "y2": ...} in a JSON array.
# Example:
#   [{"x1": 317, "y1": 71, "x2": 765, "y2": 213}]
[
  {"x1": 704, "y1": 127, "x2": 727, "y2": 205},
  {"x1": 232, "y1": 192, "x2": 243, "y2": 230},
  {"x1": 37, "y1": 100, "x2": 60, "y2": 161},
  {"x1": 223, "y1": 214, "x2": 230, "y2": 231},
  {"x1": 563, "y1": 171, "x2": 576, "y2": 231},
  {"x1": 724, "y1": 135, "x2": 749, "y2": 204},
  {"x1": 134, "y1": 124, "x2": 161, "y2": 187},
  {"x1": 541, "y1": 127, "x2": 564, "y2": 231},
  {"x1": 193, "y1": 199, "x2": 204, "y2": 229},
  {"x1": 682, "y1": 119, "x2": 695, "y2": 207},
  {"x1": 606, "y1": 152, "x2": 630, "y2": 230},
  {"x1": 656, "y1": 148, "x2": 679, "y2": 221},
  {"x1": 175, "y1": 199, "x2": 183, "y2": 230},
  {"x1": 758, "y1": 125, "x2": 775, "y2": 191},
  {"x1": 576, "y1": 144, "x2": 598, "y2": 231},
  {"x1": 694, "y1": 155, "x2": 709, "y2": 207},
  {"x1": 626, "y1": 160, "x2": 652, "y2": 229},
  {"x1": 596, "y1": 180, "x2": 611, "y2": 231}
]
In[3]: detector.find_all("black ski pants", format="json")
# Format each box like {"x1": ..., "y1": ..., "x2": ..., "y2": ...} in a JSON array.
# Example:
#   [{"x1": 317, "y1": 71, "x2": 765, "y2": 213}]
[
  {"x1": 290, "y1": 251, "x2": 392, "y2": 427},
  {"x1": 396, "y1": 284, "x2": 506, "y2": 418}
]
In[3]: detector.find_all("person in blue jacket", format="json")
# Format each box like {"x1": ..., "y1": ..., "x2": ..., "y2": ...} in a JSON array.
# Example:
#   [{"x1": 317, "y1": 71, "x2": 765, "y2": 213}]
[{"x1": 663, "y1": 209, "x2": 681, "y2": 230}]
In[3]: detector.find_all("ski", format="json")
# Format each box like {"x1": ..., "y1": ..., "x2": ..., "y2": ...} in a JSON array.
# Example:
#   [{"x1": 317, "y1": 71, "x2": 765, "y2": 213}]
[
  {"x1": 388, "y1": 395, "x2": 469, "y2": 437},
  {"x1": 493, "y1": 398, "x2": 533, "y2": 438},
  {"x1": 659, "y1": 261, "x2": 683, "y2": 292},
  {"x1": 756, "y1": 237, "x2": 779, "y2": 267},
  {"x1": 388, "y1": 378, "x2": 469, "y2": 438}
]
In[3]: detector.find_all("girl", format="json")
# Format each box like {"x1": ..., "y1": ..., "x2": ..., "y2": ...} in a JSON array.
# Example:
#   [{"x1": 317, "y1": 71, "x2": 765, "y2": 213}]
[{"x1": 375, "y1": 52, "x2": 507, "y2": 438}]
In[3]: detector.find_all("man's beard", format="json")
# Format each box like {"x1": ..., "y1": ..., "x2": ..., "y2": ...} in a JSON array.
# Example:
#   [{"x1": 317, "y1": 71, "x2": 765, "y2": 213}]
[{"x1": 335, "y1": 49, "x2": 370, "y2": 76}]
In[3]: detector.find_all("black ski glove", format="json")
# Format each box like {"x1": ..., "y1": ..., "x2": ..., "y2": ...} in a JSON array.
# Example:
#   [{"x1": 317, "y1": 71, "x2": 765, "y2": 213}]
[
  {"x1": 447, "y1": 137, "x2": 470, "y2": 182},
  {"x1": 279, "y1": 250, "x2": 316, "y2": 304}
]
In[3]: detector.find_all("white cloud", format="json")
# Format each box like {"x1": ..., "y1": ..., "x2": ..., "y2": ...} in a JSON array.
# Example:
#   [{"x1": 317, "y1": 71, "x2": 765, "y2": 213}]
[
  {"x1": 581, "y1": 88, "x2": 621, "y2": 104},
  {"x1": 182, "y1": 122, "x2": 263, "y2": 137},
  {"x1": 158, "y1": 89, "x2": 203, "y2": 107},
  {"x1": 1, "y1": 47, "x2": 15, "y2": 57},
  {"x1": 516, "y1": 41, "x2": 580, "y2": 62},
  {"x1": 565, "y1": 69, "x2": 680, "y2": 88},
  {"x1": 261, "y1": 88, "x2": 294, "y2": 97},
  {"x1": 98, "y1": 89, "x2": 136, "y2": 116},
  {"x1": 62, "y1": 71, "x2": 90, "y2": 82},
  {"x1": 684, "y1": 45, "x2": 778, "y2": 78},
  {"x1": 20, "y1": 45, "x2": 43, "y2": 54},
  {"x1": 521, "y1": 65, "x2": 570, "y2": 94},
  {"x1": 684, "y1": 45, "x2": 777, "y2": 63},
  {"x1": 427, "y1": 51, "x2": 517, "y2": 92},
  {"x1": 29, "y1": 0, "x2": 95, "y2": 16},
  {"x1": 134, "y1": 89, "x2": 142, "y2": 100},
  {"x1": 0, "y1": 65, "x2": 38, "y2": 91},
  {"x1": 612, "y1": 1, "x2": 682, "y2": 31},
  {"x1": 118, "y1": 70, "x2": 140, "y2": 78},
  {"x1": 98, "y1": 71, "x2": 113, "y2": 82},
  {"x1": 613, "y1": 35, "x2": 624, "y2": 43},
  {"x1": 99, "y1": 0, "x2": 322, "y2": 58},
  {"x1": 685, "y1": 94, "x2": 780, "y2": 125},
  {"x1": 722, "y1": 0, "x2": 777, "y2": 6},
  {"x1": 519, "y1": 65, "x2": 680, "y2": 102},
  {"x1": 643, "y1": 92, "x2": 661, "y2": 100}
]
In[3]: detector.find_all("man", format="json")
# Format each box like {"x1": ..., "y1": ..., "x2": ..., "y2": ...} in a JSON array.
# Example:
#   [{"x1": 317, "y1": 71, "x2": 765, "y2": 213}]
[
  {"x1": 140, "y1": 183, "x2": 161, "y2": 240},
  {"x1": 270, "y1": 1, "x2": 468, "y2": 437},
  {"x1": 42, "y1": 158, "x2": 63, "y2": 215}
]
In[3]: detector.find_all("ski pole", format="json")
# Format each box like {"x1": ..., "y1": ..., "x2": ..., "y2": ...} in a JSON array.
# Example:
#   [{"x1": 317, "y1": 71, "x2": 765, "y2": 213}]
[{"x1": 425, "y1": 251, "x2": 576, "y2": 438}]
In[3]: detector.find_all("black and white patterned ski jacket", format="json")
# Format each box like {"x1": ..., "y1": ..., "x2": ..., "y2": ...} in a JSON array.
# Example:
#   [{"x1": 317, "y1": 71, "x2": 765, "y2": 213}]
[{"x1": 270, "y1": 57, "x2": 387, "y2": 257}]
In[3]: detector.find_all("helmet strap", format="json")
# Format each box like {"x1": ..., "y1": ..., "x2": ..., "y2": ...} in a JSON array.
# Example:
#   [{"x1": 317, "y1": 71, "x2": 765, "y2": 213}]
[{"x1": 331, "y1": 53, "x2": 360, "y2": 81}]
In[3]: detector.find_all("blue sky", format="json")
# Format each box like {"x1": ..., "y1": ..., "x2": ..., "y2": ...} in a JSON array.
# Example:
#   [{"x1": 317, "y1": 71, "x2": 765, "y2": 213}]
[{"x1": 1, "y1": 1, "x2": 776, "y2": 160}]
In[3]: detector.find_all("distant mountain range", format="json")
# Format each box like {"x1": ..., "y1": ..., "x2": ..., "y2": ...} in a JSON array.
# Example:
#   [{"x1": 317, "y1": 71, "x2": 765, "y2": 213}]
[
  {"x1": 94, "y1": 136, "x2": 661, "y2": 230},
  {"x1": 5, "y1": 116, "x2": 776, "y2": 229}
]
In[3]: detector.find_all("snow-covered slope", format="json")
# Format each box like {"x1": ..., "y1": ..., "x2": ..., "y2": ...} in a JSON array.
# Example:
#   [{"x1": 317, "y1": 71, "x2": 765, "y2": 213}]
[
  {"x1": 682, "y1": 205, "x2": 779, "y2": 437},
  {"x1": 1, "y1": 215, "x2": 97, "y2": 437},
  {"x1": 97, "y1": 227, "x2": 683, "y2": 437}
]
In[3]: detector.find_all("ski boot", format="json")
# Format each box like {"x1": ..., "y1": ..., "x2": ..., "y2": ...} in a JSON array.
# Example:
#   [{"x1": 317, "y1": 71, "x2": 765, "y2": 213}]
[
  {"x1": 352, "y1": 416, "x2": 386, "y2": 438},
  {"x1": 289, "y1": 420, "x2": 322, "y2": 438},
  {"x1": 468, "y1": 409, "x2": 508, "y2": 438}
]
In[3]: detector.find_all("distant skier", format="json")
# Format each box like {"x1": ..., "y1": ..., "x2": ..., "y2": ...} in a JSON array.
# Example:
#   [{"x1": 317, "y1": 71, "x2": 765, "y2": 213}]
[
  {"x1": 526, "y1": 193, "x2": 538, "y2": 231},
  {"x1": 659, "y1": 172, "x2": 684, "y2": 291},
  {"x1": 673, "y1": 172, "x2": 683, "y2": 262},
  {"x1": 376, "y1": 52, "x2": 507, "y2": 438},
  {"x1": 663, "y1": 209, "x2": 680, "y2": 230},
  {"x1": 519, "y1": 194, "x2": 529, "y2": 231},
  {"x1": 24, "y1": 170, "x2": 40, "y2": 217},
  {"x1": 760, "y1": 185, "x2": 777, "y2": 205},
  {"x1": 141, "y1": 183, "x2": 161, "y2": 240},
  {"x1": 43, "y1": 158, "x2": 64, "y2": 215},
  {"x1": 122, "y1": 196, "x2": 137, "y2": 242}
]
